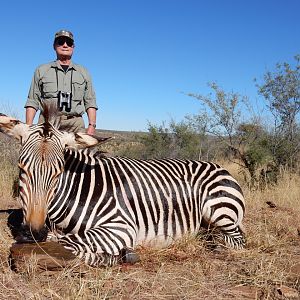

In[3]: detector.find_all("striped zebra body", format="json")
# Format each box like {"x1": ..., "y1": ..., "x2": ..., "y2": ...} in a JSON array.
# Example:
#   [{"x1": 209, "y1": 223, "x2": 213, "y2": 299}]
[
  {"x1": 0, "y1": 114, "x2": 245, "y2": 267},
  {"x1": 47, "y1": 149, "x2": 245, "y2": 265}
]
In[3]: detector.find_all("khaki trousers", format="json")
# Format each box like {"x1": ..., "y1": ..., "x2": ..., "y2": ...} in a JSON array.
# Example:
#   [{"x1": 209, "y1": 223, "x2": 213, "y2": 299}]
[{"x1": 38, "y1": 114, "x2": 85, "y2": 133}]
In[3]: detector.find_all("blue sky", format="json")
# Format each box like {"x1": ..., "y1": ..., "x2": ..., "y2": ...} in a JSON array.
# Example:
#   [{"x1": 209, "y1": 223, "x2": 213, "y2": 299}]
[{"x1": 1, "y1": 0, "x2": 299, "y2": 131}]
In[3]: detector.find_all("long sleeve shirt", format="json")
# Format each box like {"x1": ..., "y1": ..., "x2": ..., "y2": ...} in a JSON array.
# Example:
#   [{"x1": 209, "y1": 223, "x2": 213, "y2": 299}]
[{"x1": 25, "y1": 60, "x2": 98, "y2": 116}]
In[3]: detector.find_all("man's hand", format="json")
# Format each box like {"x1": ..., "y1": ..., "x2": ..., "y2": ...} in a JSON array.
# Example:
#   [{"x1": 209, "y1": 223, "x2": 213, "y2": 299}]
[{"x1": 87, "y1": 124, "x2": 96, "y2": 135}]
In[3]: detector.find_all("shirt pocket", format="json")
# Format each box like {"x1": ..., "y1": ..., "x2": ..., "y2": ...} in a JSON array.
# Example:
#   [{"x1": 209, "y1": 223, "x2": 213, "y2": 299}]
[
  {"x1": 72, "y1": 73, "x2": 86, "y2": 101},
  {"x1": 41, "y1": 75, "x2": 58, "y2": 98},
  {"x1": 42, "y1": 76, "x2": 57, "y2": 94}
]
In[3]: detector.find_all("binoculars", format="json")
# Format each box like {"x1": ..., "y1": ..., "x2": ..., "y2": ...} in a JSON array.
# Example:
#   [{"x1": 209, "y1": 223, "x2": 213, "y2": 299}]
[{"x1": 58, "y1": 91, "x2": 72, "y2": 112}]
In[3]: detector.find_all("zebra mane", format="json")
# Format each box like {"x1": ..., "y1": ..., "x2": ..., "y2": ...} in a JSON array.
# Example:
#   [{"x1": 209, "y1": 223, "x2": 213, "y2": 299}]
[
  {"x1": 41, "y1": 102, "x2": 88, "y2": 133},
  {"x1": 41, "y1": 101, "x2": 61, "y2": 130}
]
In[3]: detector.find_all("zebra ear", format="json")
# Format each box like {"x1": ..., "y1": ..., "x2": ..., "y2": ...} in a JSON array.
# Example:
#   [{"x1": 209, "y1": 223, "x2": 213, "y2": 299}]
[
  {"x1": 63, "y1": 132, "x2": 113, "y2": 149},
  {"x1": 0, "y1": 115, "x2": 30, "y2": 144}
]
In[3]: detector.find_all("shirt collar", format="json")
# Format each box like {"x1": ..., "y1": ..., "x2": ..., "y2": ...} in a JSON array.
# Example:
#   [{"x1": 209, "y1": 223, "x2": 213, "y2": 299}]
[{"x1": 52, "y1": 60, "x2": 77, "y2": 71}]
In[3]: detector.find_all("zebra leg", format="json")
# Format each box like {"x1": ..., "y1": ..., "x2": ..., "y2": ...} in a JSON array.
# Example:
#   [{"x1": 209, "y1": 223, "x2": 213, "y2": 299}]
[
  {"x1": 68, "y1": 245, "x2": 139, "y2": 267},
  {"x1": 201, "y1": 220, "x2": 245, "y2": 250},
  {"x1": 57, "y1": 231, "x2": 139, "y2": 267},
  {"x1": 76, "y1": 250, "x2": 133, "y2": 267},
  {"x1": 46, "y1": 231, "x2": 58, "y2": 242},
  {"x1": 218, "y1": 225, "x2": 245, "y2": 249},
  {"x1": 201, "y1": 205, "x2": 246, "y2": 250},
  {"x1": 80, "y1": 248, "x2": 140, "y2": 267}
]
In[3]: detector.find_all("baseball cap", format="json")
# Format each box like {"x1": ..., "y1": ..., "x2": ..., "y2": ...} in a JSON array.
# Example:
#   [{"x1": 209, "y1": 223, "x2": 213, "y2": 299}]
[{"x1": 54, "y1": 30, "x2": 74, "y2": 41}]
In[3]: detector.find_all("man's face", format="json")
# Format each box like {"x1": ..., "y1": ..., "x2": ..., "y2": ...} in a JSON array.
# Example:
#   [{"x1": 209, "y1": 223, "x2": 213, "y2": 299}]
[{"x1": 54, "y1": 36, "x2": 74, "y2": 58}]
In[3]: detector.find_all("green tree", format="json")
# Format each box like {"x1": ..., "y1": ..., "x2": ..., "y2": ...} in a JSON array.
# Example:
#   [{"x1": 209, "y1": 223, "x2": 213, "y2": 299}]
[
  {"x1": 256, "y1": 55, "x2": 300, "y2": 168},
  {"x1": 187, "y1": 82, "x2": 267, "y2": 182},
  {"x1": 140, "y1": 120, "x2": 201, "y2": 160},
  {"x1": 187, "y1": 82, "x2": 244, "y2": 146},
  {"x1": 169, "y1": 120, "x2": 201, "y2": 159},
  {"x1": 184, "y1": 113, "x2": 212, "y2": 160},
  {"x1": 140, "y1": 122, "x2": 172, "y2": 159}
]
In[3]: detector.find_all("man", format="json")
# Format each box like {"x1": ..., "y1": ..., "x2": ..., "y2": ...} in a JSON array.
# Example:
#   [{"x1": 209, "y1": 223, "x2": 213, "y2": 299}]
[{"x1": 25, "y1": 30, "x2": 98, "y2": 135}]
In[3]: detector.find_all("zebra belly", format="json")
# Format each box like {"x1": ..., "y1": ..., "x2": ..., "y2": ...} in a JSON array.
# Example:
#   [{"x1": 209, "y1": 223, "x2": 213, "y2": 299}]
[{"x1": 134, "y1": 214, "x2": 202, "y2": 248}]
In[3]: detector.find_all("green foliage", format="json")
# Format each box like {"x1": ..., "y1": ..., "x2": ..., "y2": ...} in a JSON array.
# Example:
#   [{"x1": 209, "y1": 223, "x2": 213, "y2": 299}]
[
  {"x1": 257, "y1": 55, "x2": 300, "y2": 169},
  {"x1": 257, "y1": 55, "x2": 300, "y2": 131},
  {"x1": 244, "y1": 142, "x2": 271, "y2": 171},
  {"x1": 140, "y1": 122, "x2": 172, "y2": 159},
  {"x1": 237, "y1": 123, "x2": 271, "y2": 165},
  {"x1": 235, "y1": 123, "x2": 274, "y2": 185},
  {"x1": 187, "y1": 83, "x2": 267, "y2": 182},
  {"x1": 187, "y1": 82, "x2": 246, "y2": 141},
  {"x1": 269, "y1": 134, "x2": 300, "y2": 168},
  {"x1": 140, "y1": 120, "x2": 201, "y2": 160}
]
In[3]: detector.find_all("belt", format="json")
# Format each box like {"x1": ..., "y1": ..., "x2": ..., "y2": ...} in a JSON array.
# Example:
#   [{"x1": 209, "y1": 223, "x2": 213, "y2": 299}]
[
  {"x1": 59, "y1": 114, "x2": 82, "y2": 120},
  {"x1": 66, "y1": 115, "x2": 78, "y2": 119}
]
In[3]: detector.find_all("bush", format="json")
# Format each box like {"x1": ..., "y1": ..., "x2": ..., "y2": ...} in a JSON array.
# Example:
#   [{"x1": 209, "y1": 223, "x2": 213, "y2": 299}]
[{"x1": 139, "y1": 121, "x2": 201, "y2": 160}]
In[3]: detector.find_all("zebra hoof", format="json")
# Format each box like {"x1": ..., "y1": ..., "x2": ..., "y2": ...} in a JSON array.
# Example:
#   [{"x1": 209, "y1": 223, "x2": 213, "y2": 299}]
[{"x1": 121, "y1": 249, "x2": 140, "y2": 264}]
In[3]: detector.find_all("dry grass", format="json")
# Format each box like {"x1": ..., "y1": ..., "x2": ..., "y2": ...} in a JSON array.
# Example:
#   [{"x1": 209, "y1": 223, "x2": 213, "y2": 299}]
[
  {"x1": 0, "y1": 153, "x2": 299, "y2": 299},
  {"x1": 0, "y1": 137, "x2": 19, "y2": 205}
]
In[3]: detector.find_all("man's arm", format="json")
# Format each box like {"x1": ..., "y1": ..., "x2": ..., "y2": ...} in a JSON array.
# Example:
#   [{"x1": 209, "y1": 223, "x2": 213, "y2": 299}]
[
  {"x1": 26, "y1": 107, "x2": 37, "y2": 125},
  {"x1": 25, "y1": 67, "x2": 42, "y2": 124},
  {"x1": 86, "y1": 107, "x2": 97, "y2": 135},
  {"x1": 81, "y1": 67, "x2": 98, "y2": 135}
]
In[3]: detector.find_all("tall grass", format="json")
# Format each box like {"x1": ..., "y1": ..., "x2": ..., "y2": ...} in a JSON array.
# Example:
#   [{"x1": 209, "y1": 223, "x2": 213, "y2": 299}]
[{"x1": 0, "y1": 136, "x2": 19, "y2": 207}]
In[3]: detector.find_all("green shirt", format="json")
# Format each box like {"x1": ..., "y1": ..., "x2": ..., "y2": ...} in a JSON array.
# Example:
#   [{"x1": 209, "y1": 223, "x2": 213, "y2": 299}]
[{"x1": 25, "y1": 60, "x2": 98, "y2": 116}]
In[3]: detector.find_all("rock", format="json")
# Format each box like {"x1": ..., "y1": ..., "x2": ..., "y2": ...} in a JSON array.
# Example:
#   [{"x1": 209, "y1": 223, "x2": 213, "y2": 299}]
[
  {"x1": 229, "y1": 286, "x2": 258, "y2": 299},
  {"x1": 10, "y1": 241, "x2": 80, "y2": 273},
  {"x1": 277, "y1": 285, "x2": 299, "y2": 299},
  {"x1": 290, "y1": 263, "x2": 300, "y2": 276},
  {"x1": 266, "y1": 201, "x2": 277, "y2": 208}
]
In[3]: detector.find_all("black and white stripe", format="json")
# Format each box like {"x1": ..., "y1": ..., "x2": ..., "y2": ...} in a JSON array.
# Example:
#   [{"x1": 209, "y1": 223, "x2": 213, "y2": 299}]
[
  {"x1": 46, "y1": 149, "x2": 245, "y2": 266},
  {"x1": 0, "y1": 117, "x2": 245, "y2": 267}
]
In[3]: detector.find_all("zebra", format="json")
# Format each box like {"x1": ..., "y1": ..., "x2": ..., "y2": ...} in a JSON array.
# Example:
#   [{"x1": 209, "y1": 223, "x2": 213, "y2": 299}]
[{"x1": 0, "y1": 112, "x2": 245, "y2": 267}]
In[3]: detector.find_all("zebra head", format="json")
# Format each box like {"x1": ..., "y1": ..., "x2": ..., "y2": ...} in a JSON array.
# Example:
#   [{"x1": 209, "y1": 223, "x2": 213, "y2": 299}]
[{"x1": 0, "y1": 114, "x2": 110, "y2": 243}]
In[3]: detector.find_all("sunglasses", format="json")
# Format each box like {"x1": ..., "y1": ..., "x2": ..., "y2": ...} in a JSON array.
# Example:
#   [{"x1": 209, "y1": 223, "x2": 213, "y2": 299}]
[{"x1": 55, "y1": 37, "x2": 74, "y2": 47}]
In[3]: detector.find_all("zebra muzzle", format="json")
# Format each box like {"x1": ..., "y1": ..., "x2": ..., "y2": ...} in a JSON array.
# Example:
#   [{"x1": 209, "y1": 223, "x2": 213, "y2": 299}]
[{"x1": 15, "y1": 224, "x2": 48, "y2": 243}]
